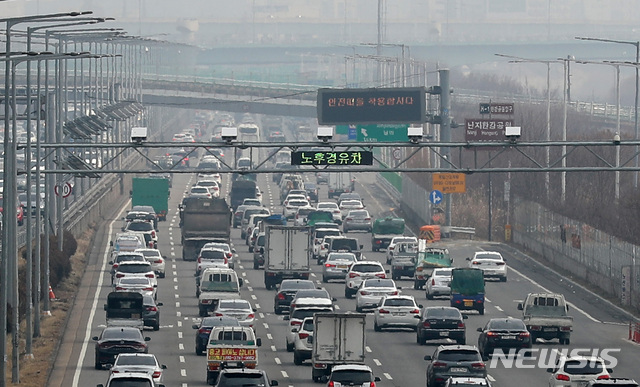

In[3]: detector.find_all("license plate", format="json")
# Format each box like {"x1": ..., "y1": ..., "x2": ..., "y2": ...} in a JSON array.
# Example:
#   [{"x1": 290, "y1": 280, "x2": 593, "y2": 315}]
[
  {"x1": 439, "y1": 331, "x2": 449, "y2": 337},
  {"x1": 501, "y1": 335, "x2": 516, "y2": 340},
  {"x1": 450, "y1": 367, "x2": 468, "y2": 373},
  {"x1": 464, "y1": 300, "x2": 473, "y2": 307},
  {"x1": 337, "y1": 265, "x2": 348, "y2": 269},
  {"x1": 578, "y1": 383, "x2": 589, "y2": 387},
  {"x1": 392, "y1": 312, "x2": 405, "y2": 316},
  {"x1": 543, "y1": 327, "x2": 557, "y2": 332}
]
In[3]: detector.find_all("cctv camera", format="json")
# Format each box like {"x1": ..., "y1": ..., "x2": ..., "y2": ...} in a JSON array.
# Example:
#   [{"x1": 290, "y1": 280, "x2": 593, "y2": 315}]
[
  {"x1": 317, "y1": 126, "x2": 334, "y2": 143},
  {"x1": 221, "y1": 127, "x2": 238, "y2": 143},
  {"x1": 505, "y1": 126, "x2": 521, "y2": 143},
  {"x1": 130, "y1": 127, "x2": 147, "y2": 143},
  {"x1": 407, "y1": 126, "x2": 423, "y2": 144}
]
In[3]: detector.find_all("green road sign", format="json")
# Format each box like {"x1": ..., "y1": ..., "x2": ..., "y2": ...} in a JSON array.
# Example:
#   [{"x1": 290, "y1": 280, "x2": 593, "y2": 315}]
[{"x1": 336, "y1": 124, "x2": 409, "y2": 142}]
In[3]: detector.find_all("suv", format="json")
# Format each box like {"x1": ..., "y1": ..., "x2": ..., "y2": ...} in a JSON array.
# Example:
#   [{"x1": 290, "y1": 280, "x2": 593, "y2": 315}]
[
  {"x1": 214, "y1": 367, "x2": 278, "y2": 387},
  {"x1": 445, "y1": 377, "x2": 493, "y2": 386},
  {"x1": 587, "y1": 379, "x2": 639, "y2": 387},
  {"x1": 425, "y1": 345, "x2": 486, "y2": 387},
  {"x1": 97, "y1": 372, "x2": 162, "y2": 387},
  {"x1": 417, "y1": 307, "x2": 468, "y2": 345},
  {"x1": 344, "y1": 261, "x2": 387, "y2": 299},
  {"x1": 292, "y1": 316, "x2": 314, "y2": 365},
  {"x1": 325, "y1": 364, "x2": 380, "y2": 387},
  {"x1": 123, "y1": 220, "x2": 158, "y2": 248},
  {"x1": 312, "y1": 228, "x2": 342, "y2": 260}
]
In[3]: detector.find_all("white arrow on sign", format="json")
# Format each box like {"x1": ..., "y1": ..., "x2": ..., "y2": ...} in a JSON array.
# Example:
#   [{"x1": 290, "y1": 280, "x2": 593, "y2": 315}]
[{"x1": 360, "y1": 128, "x2": 368, "y2": 137}]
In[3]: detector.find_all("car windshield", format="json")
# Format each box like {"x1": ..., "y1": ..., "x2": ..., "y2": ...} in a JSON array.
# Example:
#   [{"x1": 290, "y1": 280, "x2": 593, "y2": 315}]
[
  {"x1": 331, "y1": 370, "x2": 372, "y2": 383},
  {"x1": 117, "y1": 264, "x2": 152, "y2": 274},
  {"x1": 281, "y1": 281, "x2": 315, "y2": 291},
  {"x1": 563, "y1": 359, "x2": 605, "y2": 375},
  {"x1": 488, "y1": 319, "x2": 526, "y2": 330},
  {"x1": 126, "y1": 222, "x2": 153, "y2": 231},
  {"x1": 291, "y1": 308, "x2": 332, "y2": 320},
  {"x1": 217, "y1": 373, "x2": 267, "y2": 386},
  {"x1": 475, "y1": 253, "x2": 503, "y2": 260},
  {"x1": 295, "y1": 289, "x2": 330, "y2": 299},
  {"x1": 348, "y1": 210, "x2": 369, "y2": 217},
  {"x1": 438, "y1": 350, "x2": 482, "y2": 362},
  {"x1": 363, "y1": 279, "x2": 395, "y2": 288},
  {"x1": 218, "y1": 300, "x2": 250, "y2": 310},
  {"x1": 426, "y1": 308, "x2": 461, "y2": 318},
  {"x1": 108, "y1": 378, "x2": 153, "y2": 387},
  {"x1": 137, "y1": 250, "x2": 160, "y2": 258},
  {"x1": 318, "y1": 203, "x2": 338, "y2": 210},
  {"x1": 384, "y1": 298, "x2": 415, "y2": 307},
  {"x1": 328, "y1": 253, "x2": 357, "y2": 262},
  {"x1": 201, "y1": 250, "x2": 226, "y2": 260},
  {"x1": 352, "y1": 264, "x2": 383, "y2": 273},
  {"x1": 116, "y1": 254, "x2": 144, "y2": 262},
  {"x1": 191, "y1": 187, "x2": 209, "y2": 193},
  {"x1": 433, "y1": 269, "x2": 453, "y2": 277},
  {"x1": 332, "y1": 239, "x2": 358, "y2": 251},
  {"x1": 115, "y1": 356, "x2": 156, "y2": 366},
  {"x1": 102, "y1": 328, "x2": 142, "y2": 340},
  {"x1": 316, "y1": 230, "x2": 341, "y2": 239}
]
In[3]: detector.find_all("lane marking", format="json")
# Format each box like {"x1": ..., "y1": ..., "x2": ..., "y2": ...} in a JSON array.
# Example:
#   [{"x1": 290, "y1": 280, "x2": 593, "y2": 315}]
[
  {"x1": 267, "y1": 333, "x2": 273, "y2": 340},
  {"x1": 179, "y1": 356, "x2": 185, "y2": 363},
  {"x1": 271, "y1": 345, "x2": 277, "y2": 352},
  {"x1": 366, "y1": 346, "x2": 372, "y2": 353},
  {"x1": 373, "y1": 358, "x2": 382, "y2": 366},
  {"x1": 281, "y1": 371, "x2": 289, "y2": 378},
  {"x1": 179, "y1": 343, "x2": 184, "y2": 350},
  {"x1": 275, "y1": 357, "x2": 281, "y2": 365},
  {"x1": 384, "y1": 373, "x2": 393, "y2": 380},
  {"x1": 177, "y1": 332, "x2": 183, "y2": 339},
  {"x1": 181, "y1": 369, "x2": 187, "y2": 377}
]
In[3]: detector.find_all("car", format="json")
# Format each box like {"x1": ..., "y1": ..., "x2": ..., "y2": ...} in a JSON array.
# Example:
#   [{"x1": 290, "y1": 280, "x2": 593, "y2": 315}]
[
  {"x1": 97, "y1": 371, "x2": 161, "y2": 387},
  {"x1": 339, "y1": 199, "x2": 365, "y2": 219},
  {"x1": 292, "y1": 316, "x2": 314, "y2": 365},
  {"x1": 289, "y1": 288, "x2": 335, "y2": 309},
  {"x1": 325, "y1": 364, "x2": 381, "y2": 387},
  {"x1": 467, "y1": 251, "x2": 507, "y2": 282},
  {"x1": 294, "y1": 206, "x2": 316, "y2": 226},
  {"x1": 194, "y1": 179, "x2": 220, "y2": 197},
  {"x1": 252, "y1": 232, "x2": 266, "y2": 268},
  {"x1": 316, "y1": 201, "x2": 342, "y2": 223},
  {"x1": 123, "y1": 220, "x2": 158, "y2": 248},
  {"x1": 188, "y1": 186, "x2": 212, "y2": 199},
  {"x1": 233, "y1": 204, "x2": 254, "y2": 228},
  {"x1": 323, "y1": 236, "x2": 363, "y2": 262},
  {"x1": 284, "y1": 306, "x2": 334, "y2": 352},
  {"x1": 344, "y1": 261, "x2": 387, "y2": 299},
  {"x1": 477, "y1": 317, "x2": 532, "y2": 359},
  {"x1": 417, "y1": 306, "x2": 468, "y2": 345},
  {"x1": 283, "y1": 199, "x2": 311, "y2": 219},
  {"x1": 130, "y1": 205, "x2": 158, "y2": 229},
  {"x1": 142, "y1": 295, "x2": 162, "y2": 331},
  {"x1": 373, "y1": 295, "x2": 421, "y2": 331},
  {"x1": 337, "y1": 192, "x2": 363, "y2": 205},
  {"x1": 244, "y1": 213, "x2": 270, "y2": 244},
  {"x1": 426, "y1": 268, "x2": 454, "y2": 299},
  {"x1": 316, "y1": 171, "x2": 328, "y2": 184},
  {"x1": 355, "y1": 278, "x2": 400, "y2": 312},
  {"x1": 241, "y1": 206, "x2": 271, "y2": 238},
  {"x1": 196, "y1": 248, "x2": 230, "y2": 277},
  {"x1": 109, "y1": 252, "x2": 146, "y2": 280},
  {"x1": 241, "y1": 198, "x2": 262, "y2": 207},
  {"x1": 212, "y1": 299, "x2": 256, "y2": 327},
  {"x1": 547, "y1": 356, "x2": 613, "y2": 387},
  {"x1": 198, "y1": 172, "x2": 222, "y2": 186},
  {"x1": 113, "y1": 261, "x2": 157, "y2": 288},
  {"x1": 113, "y1": 276, "x2": 157, "y2": 300},
  {"x1": 135, "y1": 248, "x2": 166, "y2": 278},
  {"x1": 342, "y1": 209, "x2": 372, "y2": 233},
  {"x1": 445, "y1": 377, "x2": 493, "y2": 386},
  {"x1": 273, "y1": 279, "x2": 316, "y2": 315},
  {"x1": 312, "y1": 229, "x2": 342, "y2": 261},
  {"x1": 386, "y1": 236, "x2": 418, "y2": 264},
  {"x1": 192, "y1": 316, "x2": 241, "y2": 356},
  {"x1": 201, "y1": 242, "x2": 235, "y2": 269},
  {"x1": 322, "y1": 252, "x2": 357, "y2": 282},
  {"x1": 93, "y1": 326, "x2": 151, "y2": 369},
  {"x1": 214, "y1": 367, "x2": 278, "y2": 387},
  {"x1": 304, "y1": 182, "x2": 319, "y2": 202},
  {"x1": 424, "y1": 345, "x2": 487, "y2": 387},
  {"x1": 586, "y1": 379, "x2": 639, "y2": 387},
  {"x1": 109, "y1": 353, "x2": 167, "y2": 384}
]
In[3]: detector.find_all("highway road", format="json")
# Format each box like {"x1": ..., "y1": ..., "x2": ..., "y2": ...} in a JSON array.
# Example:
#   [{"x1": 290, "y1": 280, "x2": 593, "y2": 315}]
[{"x1": 50, "y1": 154, "x2": 640, "y2": 387}]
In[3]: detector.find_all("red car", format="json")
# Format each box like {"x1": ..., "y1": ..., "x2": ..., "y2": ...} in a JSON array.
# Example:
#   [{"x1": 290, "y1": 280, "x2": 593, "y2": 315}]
[{"x1": 0, "y1": 197, "x2": 24, "y2": 226}]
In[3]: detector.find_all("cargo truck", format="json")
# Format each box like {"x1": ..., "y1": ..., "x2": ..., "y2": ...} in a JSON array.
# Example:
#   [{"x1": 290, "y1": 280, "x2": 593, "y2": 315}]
[
  {"x1": 205, "y1": 326, "x2": 262, "y2": 385},
  {"x1": 311, "y1": 312, "x2": 367, "y2": 382},
  {"x1": 180, "y1": 197, "x2": 231, "y2": 261},
  {"x1": 263, "y1": 225, "x2": 311, "y2": 290},
  {"x1": 131, "y1": 177, "x2": 170, "y2": 221},
  {"x1": 450, "y1": 267, "x2": 485, "y2": 315},
  {"x1": 518, "y1": 292, "x2": 573, "y2": 344},
  {"x1": 370, "y1": 217, "x2": 405, "y2": 252},
  {"x1": 328, "y1": 172, "x2": 355, "y2": 199},
  {"x1": 230, "y1": 179, "x2": 258, "y2": 211},
  {"x1": 413, "y1": 239, "x2": 453, "y2": 290}
]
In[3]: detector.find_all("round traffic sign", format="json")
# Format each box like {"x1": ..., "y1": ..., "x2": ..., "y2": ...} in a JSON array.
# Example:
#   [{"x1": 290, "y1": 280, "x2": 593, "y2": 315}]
[
  {"x1": 54, "y1": 182, "x2": 73, "y2": 198},
  {"x1": 392, "y1": 147, "x2": 402, "y2": 160},
  {"x1": 429, "y1": 189, "x2": 443, "y2": 205}
]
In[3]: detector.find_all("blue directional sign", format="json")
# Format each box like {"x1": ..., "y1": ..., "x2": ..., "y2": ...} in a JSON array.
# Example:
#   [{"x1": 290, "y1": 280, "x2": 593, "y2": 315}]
[
  {"x1": 429, "y1": 190, "x2": 443, "y2": 205},
  {"x1": 348, "y1": 124, "x2": 357, "y2": 140}
]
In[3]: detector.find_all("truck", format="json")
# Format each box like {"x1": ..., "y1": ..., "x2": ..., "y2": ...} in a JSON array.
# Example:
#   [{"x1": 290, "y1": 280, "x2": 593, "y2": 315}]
[
  {"x1": 180, "y1": 197, "x2": 231, "y2": 261},
  {"x1": 390, "y1": 240, "x2": 418, "y2": 280},
  {"x1": 198, "y1": 267, "x2": 243, "y2": 316},
  {"x1": 103, "y1": 291, "x2": 144, "y2": 330},
  {"x1": 517, "y1": 292, "x2": 573, "y2": 344},
  {"x1": 450, "y1": 267, "x2": 485, "y2": 315},
  {"x1": 311, "y1": 312, "x2": 367, "y2": 382},
  {"x1": 371, "y1": 217, "x2": 405, "y2": 252},
  {"x1": 206, "y1": 326, "x2": 262, "y2": 385},
  {"x1": 263, "y1": 225, "x2": 311, "y2": 290},
  {"x1": 413, "y1": 240, "x2": 453, "y2": 289},
  {"x1": 328, "y1": 172, "x2": 355, "y2": 199},
  {"x1": 230, "y1": 179, "x2": 258, "y2": 211},
  {"x1": 131, "y1": 177, "x2": 170, "y2": 221}
]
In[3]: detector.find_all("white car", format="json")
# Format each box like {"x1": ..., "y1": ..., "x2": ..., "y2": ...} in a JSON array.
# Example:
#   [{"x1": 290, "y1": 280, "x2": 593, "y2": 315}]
[
  {"x1": 322, "y1": 252, "x2": 357, "y2": 283},
  {"x1": 547, "y1": 356, "x2": 612, "y2": 387},
  {"x1": 201, "y1": 242, "x2": 235, "y2": 269},
  {"x1": 386, "y1": 236, "x2": 418, "y2": 264},
  {"x1": 212, "y1": 299, "x2": 256, "y2": 327},
  {"x1": 135, "y1": 248, "x2": 166, "y2": 278},
  {"x1": 283, "y1": 199, "x2": 311, "y2": 219},
  {"x1": 113, "y1": 261, "x2": 158, "y2": 288},
  {"x1": 312, "y1": 228, "x2": 342, "y2": 259},
  {"x1": 113, "y1": 276, "x2": 156, "y2": 300},
  {"x1": 344, "y1": 261, "x2": 387, "y2": 299},
  {"x1": 196, "y1": 248, "x2": 229, "y2": 276},
  {"x1": 339, "y1": 199, "x2": 365, "y2": 219},
  {"x1": 467, "y1": 251, "x2": 507, "y2": 282},
  {"x1": 197, "y1": 172, "x2": 222, "y2": 185},
  {"x1": 355, "y1": 278, "x2": 400, "y2": 312},
  {"x1": 188, "y1": 186, "x2": 212, "y2": 199},
  {"x1": 110, "y1": 354, "x2": 167, "y2": 385},
  {"x1": 293, "y1": 316, "x2": 314, "y2": 365},
  {"x1": 194, "y1": 179, "x2": 220, "y2": 197},
  {"x1": 426, "y1": 267, "x2": 453, "y2": 299},
  {"x1": 284, "y1": 306, "x2": 333, "y2": 352},
  {"x1": 373, "y1": 295, "x2": 421, "y2": 331},
  {"x1": 317, "y1": 201, "x2": 342, "y2": 223}
]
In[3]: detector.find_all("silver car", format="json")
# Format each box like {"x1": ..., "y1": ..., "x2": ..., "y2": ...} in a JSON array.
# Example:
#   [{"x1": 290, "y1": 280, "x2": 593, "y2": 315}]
[
  {"x1": 373, "y1": 295, "x2": 421, "y2": 331},
  {"x1": 426, "y1": 268, "x2": 453, "y2": 299},
  {"x1": 322, "y1": 252, "x2": 357, "y2": 282},
  {"x1": 109, "y1": 353, "x2": 167, "y2": 384},
  {"x1": 212, "y1": 299, "x2": 256, "y2": 328},
  {"x1": 355, "y1": 278, "x2": 400, "y2": 312},
  {"x1": 113, "y1": 276, "x2": 156, "y2": 300},
  {"x1": 342, "y1": 209, "x2": 372, "y2": 233}
]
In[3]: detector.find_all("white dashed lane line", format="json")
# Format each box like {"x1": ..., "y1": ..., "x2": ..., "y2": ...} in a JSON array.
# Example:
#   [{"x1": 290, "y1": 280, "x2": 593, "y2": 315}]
[{"x1": 373, "y1": 359, "x2": 382, "y2": 366}]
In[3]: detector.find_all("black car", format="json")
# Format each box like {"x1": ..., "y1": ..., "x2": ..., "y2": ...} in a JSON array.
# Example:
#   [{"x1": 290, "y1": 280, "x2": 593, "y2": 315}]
[
  {"x1": 192, "y1": 316, "x2": 241, "y2": 356},
  {"x1": 417, "y1": 306, "x2": 467, "y2": 345},
  {"x1": 142, "y1": 295, "x2": 162, "y2": 331},
  {"x1": 93, "y1": 326, "x2": 150, "y2": 369},
  {"x1": 252, "y1": 233, "x2": 266, "y2": 269},
  {"x1": 304, "y1": 182, "x2": 319, "y2": 202},
  {"x1": 476, "y1": 317, "x2": 532, "y2": 359},
  {"x1": 273, "y1": 279, "x2": 316, "y2": 315},
  {"x1": 214, "y1": 367, "x2": 278, "y2": 387},
  {"x1": 424, "y1": 345, "x2": 487, "y2": 387}
]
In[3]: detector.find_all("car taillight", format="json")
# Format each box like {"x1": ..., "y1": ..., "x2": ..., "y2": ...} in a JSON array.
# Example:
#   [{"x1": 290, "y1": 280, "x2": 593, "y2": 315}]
[
  {"x1": 423, "y1": 321, "x2": 431, "y2": 328},
  {"x1": 471, "y1": 362, "x2": 486, "y2": 370},
  {"x1": 410, "y1": 309, "x2": 420, "y2": 314},
  {"x1": 390, "y1": 290, "x2": 399, "y2": 295},
  {"x1": 151, "y1": 230, "x2": 156, "y2": 238},
  {"x1": 496, "y1": 261, "x2": 505, "y2": 265},
  {"x1": 458, "y1": 322, "x2": 465, "y2": 328},
  {"x1": 112, "y1": 263, "x2": 119, "y2": 269},
  {"x1": 374, "y1": 240, "x2": 382, "y2": 245},
  {"x1": 556, "y1": 374, "x2": 570, "y2": 381},
  {"x1": 143, "y1": 287, "x2": 154, "y2": 291},
  {"x1": 116, "y1": 273, "x2": 125, "y2": 278},
  {"x1": 333, "y1": 210, "x2": 340, "y2": 214},
  {"x1": 486, "y1": 331, "x2": 498, "y2": 336},
  {"x1": 560, "y1": 326, "x2": 571, "y2": 331},
  {"x1": 201, "y1": 299, "x2": 212, "y2": 304},
  {"x1": 346, "y1": 217, "x2": 353, "y2": 221},
  {"x1": 432, "y1": 361, "x2": 447, "y2": 368},
  {"x1": 291, "y1": 320, "x2": 302, "y2": 326},
  {"x1": 248, "y1": 314, "x2": 255, "y2": 319},
  {"x1": 145, "y1": 274, "x2": 155, "y2": 278},
  {"x1": 519, "y1": 332, "x2": 530, "y2": 337},
  {"x1": 529, "y1": 325, "x2": 541, "y2": 331},
  {"x1": 431, "y1": 278, "x2": 436, "y2": 285},
  {"x1": 197, "y1": 257, "x2": 202, "y2": 263},
  {"x1": 325, "y1": 264, "x2": 336, "y2": 268},
  {"x1": 215, "y1": 313, "x2": 224, "y2": 316},
  {"x1": 375, "y1": 273, "x2": 386, "y2": 278},
  {"x1": 198, "y1": 328, "x2": 211, "y2": 335},
  {"x1": 472, "y1": 261, "x2": 480, "y2": 265},
  {"x1": 152, "y1": 371, "x2": 162, "y2": 378},
  {"x1": 349, "y1": 272, "x2": 359, "y2": 278},
  {"x1": 224, "y1": 258, "x2": 228, "y2": 264},
  {"x1": 298, "y1": 332, "x2": 309, "y2": 339},
  {"x1": 378, "y1": 309, "x2": 390, "y2": 314},
  {"x1": 597, "y1": 375, "x2": 610, "y2": 380},
  {"x1": 227, "y1": 252, "x2": 232, "y2": 258},
  {"x1": 146, "y1": 306, "x2": 157, "y2": 312},
  {"x1": 155, "y1": 258, "x2": 163, "y2": 264},
  {"x1": 328, "y1": 381, "x2": 335, "y2": 387},
  {"x1": 360, "y1": 290, "x2": 370, "y2": 295},
  {"x1": 115, "y1": 286, "x2": 125, "y2": 291}
]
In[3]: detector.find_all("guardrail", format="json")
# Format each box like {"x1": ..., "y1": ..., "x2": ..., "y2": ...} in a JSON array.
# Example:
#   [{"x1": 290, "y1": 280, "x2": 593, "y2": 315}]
[{"x1": 441, "y1": 226, "x2": 476, "y2": 239}]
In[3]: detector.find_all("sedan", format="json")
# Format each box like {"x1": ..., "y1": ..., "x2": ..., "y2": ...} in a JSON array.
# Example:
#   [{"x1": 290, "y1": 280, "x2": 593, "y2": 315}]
[
  {"x1": 273, "y1": 279, "x2": 316, "y2": 315},
  {"x1": 194, "y1": 179, "x2": 220, "y2": 197},
  {"x1": 188, "y1": 186, "x2": 212, "y2": 199},
  {"x1": 113, "y1": 277, "x2": 157, "y2": 300},
  {"x1": 113, "y1": 261, "x2": 157, "y2": 288},
  {"x1": 426, "y1": 268, "x2": 454, "y2": 299},
  {"x1": 342, "y1": 210, "x2": 372, "y2": 233},
  {"x1": 316, "y1": 201, "x2": 342, "y2": 223},
  {"x1": 339, "y1": 199, "x2": 365, "y2": 219},
  {"x1": 547, "y1": 356, "x2": 613, "y2": 387},
  {"x1": 467, "y1": 251, "x2": 507, "y2": 282},
  {"x1": 110, "y1": 353, "x2": 167, "y2": 384},
  {"x1": 373, "y1": 295, "x2": 421, "y2": 331},
  {"x1": 355, "y1": 278, "x2": 400, "y2": 312},
  {"x1": 417, "y1": 306, "x2": 467, "y2": 345},
  {"x1": 142, "y1": 295, "x2": 162, "y2": 331},
  {"x1": 135, "y1": 248, "x2": 166, "y2": 278},
  {"x1": 192, "y1": 316, "x2": 241, "y2": 356},
  {"x1": 345, "y1": 261, "x2": 387, "y2": 299},
  {"x1": 477, "y1": 317, "x2": 532, "y2": 359},
  {"x1": 93, "y1": 326, "x2": 150, "y2": 369},
  {"x1": 201, "y1": 242, "x2": 235, "y2": 269},
  {"x1": 212, "y1": 299, "x2": 256, "y2": 327},
  {"x1": 283, "y1": 200, "x2": 311, "y2": 219},
  {"x1": 322, "y1": 252, "x2": 357, "y2": 283}
]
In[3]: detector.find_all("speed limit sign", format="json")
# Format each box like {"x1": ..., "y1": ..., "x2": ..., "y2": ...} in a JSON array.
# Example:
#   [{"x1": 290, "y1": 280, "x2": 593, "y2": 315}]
[
  {"x1": 54, "y1": 182, "x2": 72, "y2": 198},
  {"x1": 392, "y1": 147, "x2": 402, "y2": 160}
]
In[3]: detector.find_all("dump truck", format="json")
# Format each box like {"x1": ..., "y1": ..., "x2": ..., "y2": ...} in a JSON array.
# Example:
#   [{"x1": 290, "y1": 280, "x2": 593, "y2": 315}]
[
  {"x1": 180, "y1": 197, "x2": 231, "y2": 261},
  {"x1": 230, "y1": 179, "x2": 258, "y2": 211},
  {"x1": 131, "y1": 177, "x2": 170, "y2": 221},
  {"x1": 413, "y1": 239, "x2": 453, "y2": 289}
]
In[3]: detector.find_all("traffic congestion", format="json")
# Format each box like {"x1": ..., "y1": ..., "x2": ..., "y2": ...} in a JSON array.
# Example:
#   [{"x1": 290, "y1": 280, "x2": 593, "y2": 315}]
[{"x1": 69, "y1": 112, "x2": 640, "y2": 387}]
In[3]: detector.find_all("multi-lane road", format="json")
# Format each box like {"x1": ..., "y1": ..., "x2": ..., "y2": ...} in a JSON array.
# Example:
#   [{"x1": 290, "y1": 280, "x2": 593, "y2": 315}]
[{"x1": 49, "y1": 164, "x2": 639, "y2": 387}]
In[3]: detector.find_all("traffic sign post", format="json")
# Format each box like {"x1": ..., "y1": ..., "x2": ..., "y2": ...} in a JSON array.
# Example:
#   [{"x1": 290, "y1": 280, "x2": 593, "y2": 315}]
[
  {"x1": 429, "y1": 190, "x2": 443, "y2": 205},
  {"x1": 432, "y1": 173, "x2": 466, "y2": 194},
  {"x1": 336, "y1": 124, "x2": 409, "y2": 142},
  {"x1": 54, "y1": 182, "x2": 72, "y2": 198},
  {"x1": 479, "y1": 103, "x2": 514, "y2": 115}
]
